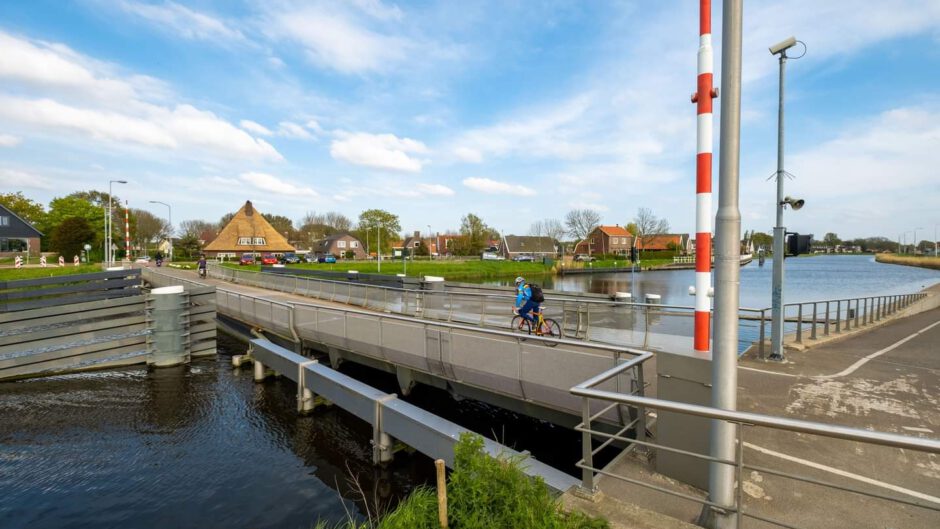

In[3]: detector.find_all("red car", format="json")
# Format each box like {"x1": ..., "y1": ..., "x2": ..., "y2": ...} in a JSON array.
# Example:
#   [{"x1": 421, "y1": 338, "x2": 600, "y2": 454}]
[
  {"x1": 239, "y1": 254, "x2": 255, "y2": 266},
  {"x1": 260, "y1": 253, "x2": 278, "y2": 265}
]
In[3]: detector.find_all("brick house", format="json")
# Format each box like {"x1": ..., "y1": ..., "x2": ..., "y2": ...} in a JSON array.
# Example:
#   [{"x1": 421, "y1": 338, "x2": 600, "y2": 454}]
[
  {"x1": 573, "y1": 225, "x2": 634, "y2": 256},
  {"x1": 637, "y1": 233, "x2": 691, "y2": 254},
  {"x1": 313, "y1": 232, "x2": 367, "y2": 259},
  {"x1": 500, "y1": 235, "x2": 560, "y2": 259},
  {"x1": 0, "y1": 203, "x2": 42, "y2": 257}
]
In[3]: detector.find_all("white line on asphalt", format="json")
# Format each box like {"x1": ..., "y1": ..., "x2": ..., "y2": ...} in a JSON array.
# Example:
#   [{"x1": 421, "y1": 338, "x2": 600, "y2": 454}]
[
  {"x1": 744, "y1": 442, "x2": 940, "y2": 506},
  {"x1": 738, "y1": 366, "x2": 802, "y2": 377},
  {"x1": 815, "y1": 319, "x2": 940, "y2": 380}
]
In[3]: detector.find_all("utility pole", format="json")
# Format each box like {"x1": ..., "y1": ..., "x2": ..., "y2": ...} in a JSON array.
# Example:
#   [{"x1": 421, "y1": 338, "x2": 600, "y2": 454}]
[
  {"x1": 377, "y1": 225, "x2": 381, "y2": 273},
  {"x1": 705, "y1": 1, "x2": 742, "y2": 527}
]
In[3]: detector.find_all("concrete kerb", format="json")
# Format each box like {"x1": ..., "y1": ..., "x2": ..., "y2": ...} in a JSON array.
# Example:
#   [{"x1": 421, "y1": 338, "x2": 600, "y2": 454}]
[{"x1": 743, "y1": 287, "x2": 939, "y2": 358}]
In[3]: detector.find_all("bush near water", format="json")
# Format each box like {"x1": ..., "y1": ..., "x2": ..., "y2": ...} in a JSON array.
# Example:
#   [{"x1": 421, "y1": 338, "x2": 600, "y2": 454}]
[{"x1": 316, "y1": 434, "x2": 607, "y2": 529}]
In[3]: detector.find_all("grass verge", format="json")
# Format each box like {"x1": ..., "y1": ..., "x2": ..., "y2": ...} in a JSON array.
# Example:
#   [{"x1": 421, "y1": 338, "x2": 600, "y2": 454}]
[
  {"x1": 315, "y1": 433, "x2": 607, "y2": 529},
  {"x1": 875, "y1": 254, "x2": 940, "y2": 271},
  {"x1": 222, "y1": 260, "x2": 555, "y2": 281},
  {"x1": 0, "y1": 264, "x2": 102, "y2": 281}
]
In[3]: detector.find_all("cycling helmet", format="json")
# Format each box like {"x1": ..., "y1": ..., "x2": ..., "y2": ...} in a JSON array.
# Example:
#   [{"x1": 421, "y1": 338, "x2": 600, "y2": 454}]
[{"x1": 514, "y1": 276, "x2": 525, "y2": 285}]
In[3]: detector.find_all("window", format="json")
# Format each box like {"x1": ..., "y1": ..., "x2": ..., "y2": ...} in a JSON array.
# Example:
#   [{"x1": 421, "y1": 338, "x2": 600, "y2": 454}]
[
  {"x1": 0, "y1": 216, "x2": 9, "y2": 227},
  {"x1": 413, "y1": 241, "x2": 420, "y2": 247},
  {"x1": 337, "y1": 240, "x2": 347, "y2": 248},
  {"x1": 237, "y1": 237, "x2": 251, "y2": 245},
  {"x1": 252, "y1": 237, "x2": 266, "y2": 245},
  {"x1": 350, "y1": 241, "x2": 358, "y2": 248}
]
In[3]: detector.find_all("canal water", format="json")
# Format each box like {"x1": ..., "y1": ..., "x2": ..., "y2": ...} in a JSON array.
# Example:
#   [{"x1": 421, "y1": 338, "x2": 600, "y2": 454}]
[
  {"x1": 489, "y1": 255, "x2": 940, "y2": 307},
  {"x1": 0, "y1": 334, "x2": 582, "y2": 529}
]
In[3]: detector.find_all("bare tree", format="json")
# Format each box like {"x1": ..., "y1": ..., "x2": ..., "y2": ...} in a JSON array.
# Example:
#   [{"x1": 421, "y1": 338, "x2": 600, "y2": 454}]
[
  {"x1": 323, "y1": 211, "x2": 352, "y2": 231},
  {"x1": 542, "y1": 218, "x2": 566, "y2": 244},
  {"x1": 633, "y1": 207, "x2": 670, "y2": 252},
  {"x1": 179, "y1": 219, "x2": 217, "y2": 241},
  {"x1": 565, "y1": 209, "x2": 601, "y2": 254},
  {"x1": 133, "y1": 209, "x2": 170, "y2": 255}
]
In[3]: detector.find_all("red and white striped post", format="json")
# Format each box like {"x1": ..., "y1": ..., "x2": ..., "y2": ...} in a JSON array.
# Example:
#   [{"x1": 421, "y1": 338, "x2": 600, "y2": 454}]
[
  {"x1": 691, "y1": 0, "x2": 718, "y2": 353},
  {"x1": 125, "y1": 201, "x2": 131, "y2": 261}
]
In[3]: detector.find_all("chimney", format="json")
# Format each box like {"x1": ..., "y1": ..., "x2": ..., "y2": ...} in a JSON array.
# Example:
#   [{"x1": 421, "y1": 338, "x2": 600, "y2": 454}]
[
  {"x1": 413, "y1": 230, "x2": 420, "y2": 239},
  {"x1": 245, "y1": 201, "x2": 254, "y2": 216}
]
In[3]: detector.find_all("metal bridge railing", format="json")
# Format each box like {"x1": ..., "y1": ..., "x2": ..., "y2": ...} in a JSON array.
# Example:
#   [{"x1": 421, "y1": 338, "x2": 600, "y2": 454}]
[
  {"x1": 571, "y1": 368, "x2": 940, "y2": 528},
  {"x1": 207, "y1": 264, "x2": 929, "y2": 355}
]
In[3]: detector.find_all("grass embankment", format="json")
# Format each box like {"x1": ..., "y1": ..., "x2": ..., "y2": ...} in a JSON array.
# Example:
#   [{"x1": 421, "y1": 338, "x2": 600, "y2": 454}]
[
  {"x1": 223, "y1": 260, "x2": 554, "y2": 281},
  {"x1": 875, "y1": 254, "x2": 940, "y2": 271},
  {"x1": 0, "y1": 264, "x2": 102, "y2": 281},
  {"x1": 585, "y1": 258, "x2": 673, "y2": 269},
  {"x1": 316, "y1": 434, "x2": 606, "y2": 529}
]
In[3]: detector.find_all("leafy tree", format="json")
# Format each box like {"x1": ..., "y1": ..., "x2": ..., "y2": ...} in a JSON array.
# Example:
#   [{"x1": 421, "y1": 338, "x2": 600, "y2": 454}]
[
  {"x1": 218, "y1": 212, "x2": 235, "y2": 229},
  {"x1": 750, "y1": 231, "x2": 773, "y2": 249},
  {"x1": 413, "y1": 240, "x2": 430, "y2": 257},
  {"x1": 456, "y1": 213, "x2": 493, "y2": 256},
  {"x1": 354, "y1": 209, "x2": 401, "y2": 255},
  {"x1": 565, "y1": 209, "x2": 602, "y2": 254},
  {"x1": 822, "y1": 232, "x2": 841, "y2": 247},
  {"x1": 633, "y1": 207, "x2": 670, "y2": 255},
  {"x1": 133, "y1": 209, "x2": 170, "y2": 255},
  {"x1": 625, "y1": 222, "x2": 638, "y2": 236},
  {"x1": 68, "y1": 190, "x2": 122, "y2": 209},
  {"x1": 0, "y1": 192, "x2": 46, "y2": 227},
  {"x1": 45, "y1": 196, "x2": 105, "y2": 247},
  {"x1": 50, "y1": 217, "x2": 96, "y2": 261},
  {"x1": 174, "y1": 234, "x2": 203, "y2": 260},
  {"x1": 262, "y1": 213, "x2": 296, "y2": 241}
]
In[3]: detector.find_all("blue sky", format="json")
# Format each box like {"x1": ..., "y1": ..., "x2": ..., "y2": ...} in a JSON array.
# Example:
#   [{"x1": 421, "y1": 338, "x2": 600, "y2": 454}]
[{"x1": 1, "y1": 1, "x2": 938, "y2": 242}]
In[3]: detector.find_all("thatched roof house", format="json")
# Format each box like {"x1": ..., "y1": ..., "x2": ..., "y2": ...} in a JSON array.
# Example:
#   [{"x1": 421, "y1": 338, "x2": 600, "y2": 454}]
[{"x1": 203, "y1": 201, "x2": 295, "y2": 257}]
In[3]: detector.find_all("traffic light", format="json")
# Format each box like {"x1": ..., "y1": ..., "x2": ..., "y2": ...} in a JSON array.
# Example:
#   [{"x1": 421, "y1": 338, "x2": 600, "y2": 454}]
[{"x1": 787, "y1": 233, "x2": 813, "y2": 256}]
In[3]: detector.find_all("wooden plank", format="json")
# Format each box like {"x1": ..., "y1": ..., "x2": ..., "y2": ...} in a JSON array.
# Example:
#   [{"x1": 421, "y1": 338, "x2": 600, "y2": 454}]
[
  {"x1": 0, "y1": 269, "x2": 140, "y2": 289},
  {"x1": 0, "y1": 295, "x2": 146, "y2": 329},
  {"x1": 0, "y1": 316, "x2": 146, "y2": 353}
]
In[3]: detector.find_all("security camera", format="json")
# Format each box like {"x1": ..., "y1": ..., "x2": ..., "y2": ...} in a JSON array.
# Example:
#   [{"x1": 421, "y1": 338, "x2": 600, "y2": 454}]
[
  {"x1": 783, "y1": 196, "x2": 805, "y2": 210},
  {"x1": 769, "y1": 36, "x2": 797, "y2": 55}
]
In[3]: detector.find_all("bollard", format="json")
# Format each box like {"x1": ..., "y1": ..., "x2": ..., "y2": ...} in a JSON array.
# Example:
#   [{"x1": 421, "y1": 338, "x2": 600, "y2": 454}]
[
  {"x1": 644, "y1": 293, "x2": 661, "y2": 304},
  {"x1": 613, "y1": 292, "x2": 632, "y2": 302},
  {"x1": 254, "y1": 360, "x2": 267, "y2": 382},
  {"x1": 148, "y1": 286, "x2": 188, "y2": 367}
]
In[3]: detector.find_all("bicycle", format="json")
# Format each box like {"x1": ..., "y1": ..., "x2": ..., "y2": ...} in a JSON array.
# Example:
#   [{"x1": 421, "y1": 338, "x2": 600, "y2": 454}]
[{"x1": 511, "y1": 306, "x2": 562, "y2": 344}]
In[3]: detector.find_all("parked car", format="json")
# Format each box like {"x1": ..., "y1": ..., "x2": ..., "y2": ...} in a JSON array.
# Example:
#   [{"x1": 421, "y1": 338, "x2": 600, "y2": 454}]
[
  {"x1": 304, "y1": 253, "x2": 317, "y2": 263},
  {"x1": 261, "y1": 253, "x2": 278, "y2": 265},
  {"x1": 317, "y1": 254, "x2": 337, "y2": 263},
  {"x1": 134, "y1": 255, "x2": 151, "y2": 264},
  {"x1": 280, "y1": 252, "x2": 301, "y2": 264},
  {"x1": 239, "y1": 254, "x2": 256, "y2": 265},
  {"x1": 482, "y1": 251, "x2": 502, "y2": 260},
  {"x1": 512, "y1": 254, "x2": 535, "y2": 262},
  {"x1": 574, "y1": 254, "x2": 596, "y2": 262}
]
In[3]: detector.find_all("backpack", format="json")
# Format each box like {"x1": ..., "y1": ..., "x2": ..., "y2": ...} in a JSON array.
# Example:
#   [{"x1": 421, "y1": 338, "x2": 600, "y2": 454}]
[{"x1": 529, "y1": 283, "x2": 545, "y2": 303}]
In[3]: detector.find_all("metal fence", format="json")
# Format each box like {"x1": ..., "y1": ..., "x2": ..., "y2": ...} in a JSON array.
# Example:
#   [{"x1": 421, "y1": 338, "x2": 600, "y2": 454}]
[
  {"x1": 0, "y1": 269, "x2": 142, "y2": 312},
  {"x1": 572, "y1": 365, "x2": 940, "y2": 528}
]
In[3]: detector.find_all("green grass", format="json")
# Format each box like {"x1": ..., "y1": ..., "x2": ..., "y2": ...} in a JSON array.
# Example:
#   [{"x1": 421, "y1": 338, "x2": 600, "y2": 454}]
[
  {"x1": 0, "y1": 264, "x2": 102, "y2": 281},
  {"x1": 314, "y1": 434, "x2": 607, "y2": 529},
  {"x1": 223, "y1": 260, "x2": 555, "y2": 281},
  {"x1": 584, "y1": 258, "x2": 673, "y2": 269}
]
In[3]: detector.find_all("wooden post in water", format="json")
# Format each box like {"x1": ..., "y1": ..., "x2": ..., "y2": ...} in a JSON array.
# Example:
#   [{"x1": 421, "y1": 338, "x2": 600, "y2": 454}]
[{"x1": 435, "y1": 459, "x2": 448, "y2": 528}]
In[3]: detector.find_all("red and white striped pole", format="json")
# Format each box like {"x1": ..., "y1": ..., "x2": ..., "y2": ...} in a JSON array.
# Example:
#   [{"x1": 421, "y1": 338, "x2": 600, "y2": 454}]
[
  {"x1": 125, "y1": 201, "x2": 130, "y2": 261},
  {"x1": 691, "y1": 0, "x2": 718, "y2": 353}
]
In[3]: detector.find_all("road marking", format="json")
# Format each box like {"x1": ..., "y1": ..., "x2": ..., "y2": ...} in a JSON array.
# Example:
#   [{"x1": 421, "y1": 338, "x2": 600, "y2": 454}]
[
  {"x1": 739, "y1": 366, "x2": 802, "y2": 377},
  {"x1": 902, "y1": 426, "x2": 934, "y2": 434},
  {"x1": 815, "y1": 320, "x2": 940, "y2": 380},
  {"x1": 744, "y1": 442, "x2": 940, "y2": 506}
]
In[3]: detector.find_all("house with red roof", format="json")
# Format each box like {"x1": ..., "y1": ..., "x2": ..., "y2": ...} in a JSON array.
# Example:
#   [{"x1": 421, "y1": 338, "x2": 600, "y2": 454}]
[{"x1": 573, "y1": 225, "x2": 634, "y2": 256}]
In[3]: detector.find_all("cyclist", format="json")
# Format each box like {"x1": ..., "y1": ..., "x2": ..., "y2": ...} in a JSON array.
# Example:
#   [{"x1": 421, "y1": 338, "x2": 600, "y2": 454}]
[
  {"x1": 197, "y1": 254, "x2": 207, "y2": 278},
  {"x1": 513, "y1": 276, "x2": 539, "y2": 328}
]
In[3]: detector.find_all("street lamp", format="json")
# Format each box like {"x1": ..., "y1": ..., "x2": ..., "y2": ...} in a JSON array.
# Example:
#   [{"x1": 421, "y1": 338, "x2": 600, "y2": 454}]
[
  {"x1": 913, "y1": 227, "x2": 923, "y2": 255},
  {"x1": 107, "y1": 180, "x2": 127, "y2": 266},
  {"x1": 149, "y1": 201, "x2": 172, "y2": 262},
  {"x1": 427, "y1": 224, "x2": 432, "y2": 260},
  {"x1": 769, "y1": 36, "x2": 804, "y2": 361}
]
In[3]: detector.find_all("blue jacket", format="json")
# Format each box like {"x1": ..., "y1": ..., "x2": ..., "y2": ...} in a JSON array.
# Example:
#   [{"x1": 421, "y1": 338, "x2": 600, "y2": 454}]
[{"x1": 516, "y1": 283, "x2": 531, "y2": 307}]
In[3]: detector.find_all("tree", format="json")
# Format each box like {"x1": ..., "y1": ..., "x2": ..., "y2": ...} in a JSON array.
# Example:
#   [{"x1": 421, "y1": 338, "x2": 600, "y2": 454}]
[
  {"x1": 751, "y1": 231, "x2": 773, "y2": 250},
  {"x1": 565, "y1": 209, "x2": 601, "y2": 254},
  {"x1": 179, "y1": 220, "x2": 218, "y2": 242},
  {"x1": 218, "y1": 212, "x2": 235, "y2": 229},
  {"x1": 354, "y1": 209, "x2": 401, "y2": 255},
  {"x1": 175, "y1": 234, "x2": 203, "y2": 260},
  {"x1": 323, "y1": 211, "x2": 352, "y2": 231},
  {"x1": 822, "y1": 232, "x2": 841, "y2": 247},
  {"x1": 50, "y1": 217, "x2": 95, "y2": 260},
  {"x1": 68, "y1": 190, "x2": 122, "y2": 209},
  {"x1": 625, "y1": 222, "x2": 638, "y2": 236},
  {"x1": 133, "y1": 209, "x2": 170, "y2": 255},
  {"x1": 457, "y1": 213, "x2": 493, "y2": 256},
  {"x1": 414, "y1": 240, "x2": 430, "y2": 257},
  {"x1": 0, "y1": 192, "x2": 46, "y2": 227},
  {"x1": 633, "y1": 208, "x2": 670, "y2": 254},
  {"x1": 45, "y1": 196, "x2": 105, "y2": 248},
  {"x1": 262, "y1": 213, "x2": 296, "y2": 241}
]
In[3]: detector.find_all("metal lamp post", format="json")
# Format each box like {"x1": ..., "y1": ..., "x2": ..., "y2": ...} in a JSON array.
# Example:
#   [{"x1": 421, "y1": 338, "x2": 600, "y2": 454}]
[
  {"x1": 107, "y1": 180, "x2": 127, "y2": 266},
  {"x1": 427, "y1": 224, "x2": 433, "y2": 260},
  {"x1": 149, "y1": 201, "x2": 172, "y2": 262},
  {"x1": 769, "y1": 36, "x2": 801, "y2": 362},
  {"x1": 913, "y1": 227, "x2": 923, "y2": 255}
]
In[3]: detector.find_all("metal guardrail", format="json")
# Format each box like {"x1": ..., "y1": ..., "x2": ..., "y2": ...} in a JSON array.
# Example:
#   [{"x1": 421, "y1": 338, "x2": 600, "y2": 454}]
[
  {"x1": 0, "y1": 269, "x2": 142, "y2": 311},
  {"x1": 249, "y1": 338, "x2": 578, "y2": 493},
  {"x1": 754, "y1": 292, "x2": 929, "y2": 359},
  {"x1": 571, "y1": 366, "x2": 940, "y2": 528}
]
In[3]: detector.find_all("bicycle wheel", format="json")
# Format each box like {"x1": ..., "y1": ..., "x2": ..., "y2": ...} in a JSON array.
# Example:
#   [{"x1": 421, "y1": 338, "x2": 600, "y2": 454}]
[
  {"x1": 511, "y1": 315, "x2": 531, "y2": 334},
  {"x1": 542, "y1": 319, "x2": 562, "y2": 346}
]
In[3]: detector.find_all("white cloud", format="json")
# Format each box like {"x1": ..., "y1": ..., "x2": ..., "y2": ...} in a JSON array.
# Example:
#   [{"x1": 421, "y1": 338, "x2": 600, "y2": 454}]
[
  {"x1": 239, "y1": 172, "x2": 318, "y2": 198},
  {"x1": 0, "y1": 134, "x2": 21, "y2": 147},
  {"x1": 0, "y1": 32, "x2": 283, "y2": 162},
  {"x1": 453, "y1": 146, "x2": 483, "y2": 163},
  {"x1": 305, "y1": 119, "x2": 325, "y2": 134},
  {"x1": 330, "y1": 132, "x2": 429, "y2": 172},
  {"x1": 462, "y1": 177, "x2": 535, "y2": 196},
  {"x1": 265, "y1": 7, "x2": 409, "y2": 74},
  {"x1": 240, "y1": 119, "x2": 272, "y2": 136},
  {"x1": 416, "y1": 183, "x2": 455, "y2": 196},
  {"x1": 333, "y1": 179, "x2": 454, "y2": 201},
  {"x1": 277, "y1": 121, "x2": 314, "y2": 140},
  {"x1": 0, "y1": 168, "x2": 53, "y2": 190},
  {"x1": 348, "y1": 0, "x2": 404, "y2": 21},
  {"x1": 115, "y1": 0, "x2": 245, "y2": 43}
]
